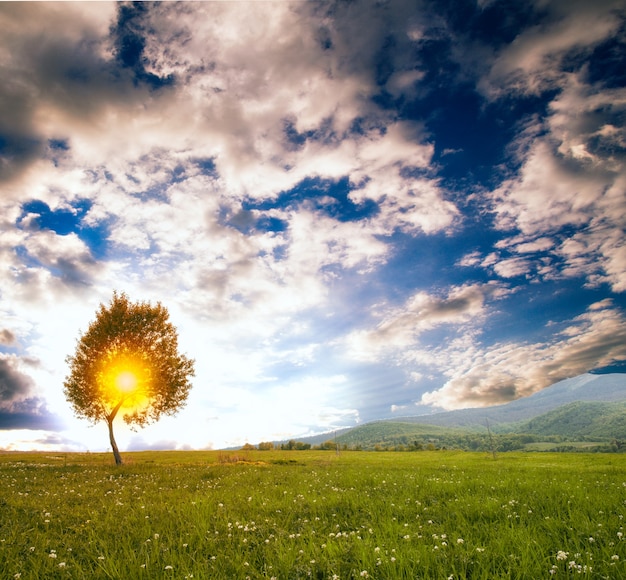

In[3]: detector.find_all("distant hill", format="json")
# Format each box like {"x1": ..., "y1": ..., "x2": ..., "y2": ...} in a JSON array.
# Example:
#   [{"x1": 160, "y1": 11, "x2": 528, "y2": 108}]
[
  {"x1": 513, "y1": 401, "x2": 626, "y2": 439},
  {"x1": 393, "y1": 373, "x2": 626, "y2": 429},
  {"x1": 271, "y1": 428, "x2": 353, "y2": 448},
  {"x1": 334, "y1": 421, "x2": 463, "y2": 449},
  {"x1": 260, "y1": 373, "x2": 626, "y2": 451}
]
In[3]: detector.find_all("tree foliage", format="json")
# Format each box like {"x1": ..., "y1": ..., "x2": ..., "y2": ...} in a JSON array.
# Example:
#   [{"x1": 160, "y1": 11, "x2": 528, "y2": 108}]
[{"x1": 64, "y1": 292, "x2": 195, "y2": 464}]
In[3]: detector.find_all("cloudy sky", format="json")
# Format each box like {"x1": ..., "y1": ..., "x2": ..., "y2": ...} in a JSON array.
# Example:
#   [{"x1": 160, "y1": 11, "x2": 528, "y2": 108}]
[{"x1": 1, "y1": 0, "x2": 625, "y2": 452}]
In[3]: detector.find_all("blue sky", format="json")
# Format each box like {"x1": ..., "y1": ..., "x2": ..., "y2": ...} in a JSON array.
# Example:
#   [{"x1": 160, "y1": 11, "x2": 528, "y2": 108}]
[{"x1": 1, "y1": 0, "x2": 625, "y2": 451}]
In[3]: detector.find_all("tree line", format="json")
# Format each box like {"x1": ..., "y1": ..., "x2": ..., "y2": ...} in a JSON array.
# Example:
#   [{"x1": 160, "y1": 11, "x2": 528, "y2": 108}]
[{"x1": 241, "y1": 434, "x2": 626, "y2": 453}]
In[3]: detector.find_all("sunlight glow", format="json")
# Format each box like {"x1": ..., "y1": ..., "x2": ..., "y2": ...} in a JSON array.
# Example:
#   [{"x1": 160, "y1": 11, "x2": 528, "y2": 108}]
[
  {"x1": 115, "y1": 371, "x2": 138, "y2": 393},
  {"x1": 99, "y1": 355, "x2": 151, "y2": 412}
]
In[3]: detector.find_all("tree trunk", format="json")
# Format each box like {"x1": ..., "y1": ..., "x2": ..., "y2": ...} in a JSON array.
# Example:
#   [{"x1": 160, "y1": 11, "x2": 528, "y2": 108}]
[
  {"x1": 106, "y1": 399, "x2": 125, "y2": 466},
  {"x1": 107, "y1": 417, "x2": 123, "y2": 466}
]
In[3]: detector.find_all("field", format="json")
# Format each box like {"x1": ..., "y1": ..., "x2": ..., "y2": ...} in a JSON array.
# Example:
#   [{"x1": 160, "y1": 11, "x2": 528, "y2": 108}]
[{"x1": 1, "y1": 450, "x2": 624, "y2": 579}]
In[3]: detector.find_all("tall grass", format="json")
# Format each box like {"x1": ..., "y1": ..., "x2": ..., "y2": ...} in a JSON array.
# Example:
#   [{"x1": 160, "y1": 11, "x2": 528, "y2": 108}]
[{"x1": 1, "y1": 450, "x2": 624, "y2": 578}]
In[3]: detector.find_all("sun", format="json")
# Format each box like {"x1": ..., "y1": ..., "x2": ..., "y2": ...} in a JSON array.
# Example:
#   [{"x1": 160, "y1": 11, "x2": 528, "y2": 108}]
[
  {"x1": 115, "y1": 370, "x2": 139, "y2": 393},
  {"x1": 99, "y1": 354, "x2": 151, "y2": 410}
]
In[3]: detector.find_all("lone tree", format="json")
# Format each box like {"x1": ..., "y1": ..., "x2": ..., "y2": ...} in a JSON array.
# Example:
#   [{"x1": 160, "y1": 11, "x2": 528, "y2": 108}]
[{"x1": 64, "y1": 292, "x2": 195, "y2": 465}]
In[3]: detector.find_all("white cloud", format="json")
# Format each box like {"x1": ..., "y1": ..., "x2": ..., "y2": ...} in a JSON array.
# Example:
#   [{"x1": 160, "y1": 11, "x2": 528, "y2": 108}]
[
  {"x1": 491, "y1": 140, "x2": 603, "y2": 234},
  {"x1": 1, "y1": 1, "x2": 623, "y2": 451},
  {"x1": 514, "y1": 237, "x2": 556, "y2": 253},
  {"x1": 490, "y1": 68, "x2": 626, "y2": 291},
  {"x1": 493, "y1": 257, "x2": 531, "y2": 278},
  {"x1": 457, "y1": 251, "x2": 483, "y2": 268},
  {"x1": 482, "y1": 0, "x2": 623, "y2": 97},
  {"x1": 421, "y1": 301, "x2": 626, "y2": 409},
  {"x1": 345, "y1": 283, "x2": 504, "y2": 361}
]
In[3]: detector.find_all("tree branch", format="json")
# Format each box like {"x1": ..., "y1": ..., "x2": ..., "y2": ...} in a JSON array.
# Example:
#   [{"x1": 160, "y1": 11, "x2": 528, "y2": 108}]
[{"x1": 107, "y1": 398, "x2": 126, "y2": 423}]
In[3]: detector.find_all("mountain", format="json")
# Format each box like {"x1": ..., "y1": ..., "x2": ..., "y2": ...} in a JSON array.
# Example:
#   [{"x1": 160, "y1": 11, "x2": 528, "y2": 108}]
[
  {"x1": 261, "y1": 373, "x2": 626, "y2": 451},
  {"x1": 326, "y1": 400, "x2": 626, "y2": 450},
  {"x1": 514, "y1": 400, "x2": 626, "y2": 439},
  {"x1": 392, "y1": 373, "x2": 626, "y2": 429},
  {"x1": 332, "y1": 421, "x2": 463, "y2": 449}
]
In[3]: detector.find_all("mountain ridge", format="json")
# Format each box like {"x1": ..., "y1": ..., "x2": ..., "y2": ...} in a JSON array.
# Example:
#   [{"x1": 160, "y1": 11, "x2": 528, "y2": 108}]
[
  {"x1": 260, "y1": 373, "x2": 626, "y2": 450},
  {"x1": 390, "y1": 373, "x2": 626, "y2": 428}
]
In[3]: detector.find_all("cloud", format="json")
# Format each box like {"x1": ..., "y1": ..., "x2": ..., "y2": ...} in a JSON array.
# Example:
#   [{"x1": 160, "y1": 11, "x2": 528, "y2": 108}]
[
  {"x1": 126, "y1": 437, "x2": 193, "y2": 452},
  {"x1": 0, "y1": 430, "x2": 78, "y2": 451},
  {"x1": 511, "y1": 237, "x2": 556, "y2": 253},
  {"x1": 457, "y1": 251, "x2": 483, "y2": 268},
  {"x1": 492, "y1": 257, "x2": 532, "y2": 279},
  {"x1": 0, "y1": 1, "x2": 624, "y2": 450},
  {"x1": 0, "y1": 355, "x2": 35, "y2": 406},
  {"x1": 0, "y1": 0, "x2": 458, "y2": 335},
  {"x1": 0, "y1": 329, "x2": 16, "y2": 347},
  {"x1": 345, "y1": 283, "x2": 505, "y2": 360},
  {"x1": 489, "y1": 68, "x2": 626, "y2": 290},
  {"x1": 492, "y1": 140, "x2": 607, "y2": 234},
  {"x1": 0, "y1": 355, "x2": 61, "y2": 431},
  {"x1": 482, "y1": 0, "x2": 624, "y2": 97},
  {"x1": 0, "y1": 404, "x2": 62, "y2": 431},
  {"x1": 21, "y1": 230, "x2": 100, "y2": 286},
  {"x1": 0, "y1": 2, "x2": 131, "y2": 187},
  {"x1": 421, "y1": 301, "x2": 626, "y2": 409},
  {"x1": 469, "y1": 3, "x2": 626, "y2": 291}
]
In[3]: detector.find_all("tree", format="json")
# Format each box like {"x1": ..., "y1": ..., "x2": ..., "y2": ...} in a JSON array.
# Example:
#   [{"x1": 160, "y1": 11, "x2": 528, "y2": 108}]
[{"x1": 64, "y1": 292, "x2": 195, "y2": 465}]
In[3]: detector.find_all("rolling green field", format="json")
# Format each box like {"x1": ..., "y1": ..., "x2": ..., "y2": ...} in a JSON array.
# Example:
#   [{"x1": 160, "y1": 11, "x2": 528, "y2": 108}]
[{"x1": 1, "y1": 450, "x2": 624, "y2": 579}]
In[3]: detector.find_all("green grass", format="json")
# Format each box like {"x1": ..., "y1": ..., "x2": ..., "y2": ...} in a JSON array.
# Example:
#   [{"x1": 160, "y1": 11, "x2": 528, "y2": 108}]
[{"x1": 1, "y1": 450, "x2": 625, "y2": 579}]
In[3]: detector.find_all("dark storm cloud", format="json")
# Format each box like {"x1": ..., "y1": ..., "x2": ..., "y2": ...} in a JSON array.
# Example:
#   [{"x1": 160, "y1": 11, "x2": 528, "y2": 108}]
[
  {"x1": 0, "y1": 403, "x2": 62, "y2": 431},
  {"x1": 0, "y1": 357, "x2": 34, "y2": 406},
  {"x1": 0, "y1": 358, "x2": 62, "y2": 431}
]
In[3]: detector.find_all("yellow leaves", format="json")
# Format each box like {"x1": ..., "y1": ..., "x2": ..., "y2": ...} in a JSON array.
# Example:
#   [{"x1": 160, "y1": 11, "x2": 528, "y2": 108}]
[{"x1": 64, "y1": 291, "x2": 194, "y2": 435}]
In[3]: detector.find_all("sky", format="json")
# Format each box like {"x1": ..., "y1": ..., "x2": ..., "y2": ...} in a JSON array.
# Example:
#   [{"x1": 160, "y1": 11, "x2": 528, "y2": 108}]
[{"x1": 1, "y1": 0, "x2": 625, "y2": 452}]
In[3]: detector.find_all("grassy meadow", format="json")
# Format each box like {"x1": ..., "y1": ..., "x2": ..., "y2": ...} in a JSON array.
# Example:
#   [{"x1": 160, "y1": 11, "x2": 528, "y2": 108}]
[{"x1": 0, "y1": 450, "x2": 624, "y2": 579}]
